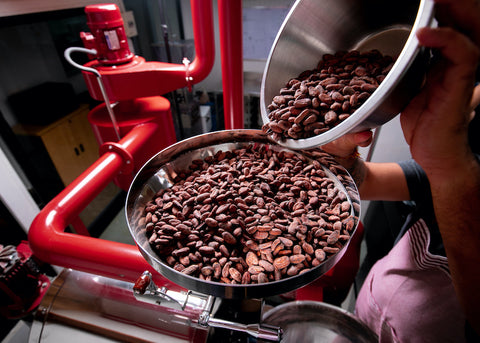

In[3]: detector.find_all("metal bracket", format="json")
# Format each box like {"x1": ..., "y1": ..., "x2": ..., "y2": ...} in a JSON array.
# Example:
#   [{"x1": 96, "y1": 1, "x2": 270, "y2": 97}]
[
  {"x1": 99, "y1": 142, "x2": 134, "y2": 174},
  {"x1": 133, "y1": 271, "x2": 208, "y2": 312},
  {"x1": 183, "y1": 57, "x2": 194, "y2": 92}
]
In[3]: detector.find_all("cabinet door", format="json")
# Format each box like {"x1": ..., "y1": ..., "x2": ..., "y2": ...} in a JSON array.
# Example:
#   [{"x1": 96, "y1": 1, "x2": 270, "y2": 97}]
[
  {"x1": 67, "y1": 107, "x2": 100, "y2": 172},
  {"x1": 41, "y1": 107, "x2": 99, "y2": 186}
]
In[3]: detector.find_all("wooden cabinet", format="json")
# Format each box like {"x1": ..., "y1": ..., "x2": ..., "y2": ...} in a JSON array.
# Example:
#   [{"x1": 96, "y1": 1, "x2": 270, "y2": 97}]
[
  {"x1": 12, "y1": 104, "x2": 123, "y2": 231},
  {"x1": 13, "y1": 104, "x2": 99, "y2": 187}
]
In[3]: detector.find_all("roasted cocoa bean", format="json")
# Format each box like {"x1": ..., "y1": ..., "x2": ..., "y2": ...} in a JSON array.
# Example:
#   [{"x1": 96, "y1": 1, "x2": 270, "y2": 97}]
[
  {"x1": 273, "y1": 256, "x2": 291, "y2": 270},
  {"x1": 259, "y1": 259, "x2": 275, "y2": 272},
  {"x1": 248, "y1": 265, "x2": 265, "y2": 275},
  {"x1": 181, "y1": 264, "x2": 198, "y2": 275},
  {"x1": 290, "y1": 254, "x2": 306, "y2": 264},
  {"x1": 246, "y1": 251, "x2": 259, "y2": 266},
  {"x1": 222, "y1": 231, "x2": 237, "y2": 245},
  {"x1": 229, "y1": 268, "x2": 242, "y2": 283},
  {"x1": 257, "y1": 272, "x2": 269, "y2": 284}
]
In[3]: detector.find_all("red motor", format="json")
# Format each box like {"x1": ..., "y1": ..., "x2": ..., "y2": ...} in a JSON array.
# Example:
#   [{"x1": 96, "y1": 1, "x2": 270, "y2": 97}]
[{"x1": 81, "y1": 4, "x2": 134, "y2": 65}]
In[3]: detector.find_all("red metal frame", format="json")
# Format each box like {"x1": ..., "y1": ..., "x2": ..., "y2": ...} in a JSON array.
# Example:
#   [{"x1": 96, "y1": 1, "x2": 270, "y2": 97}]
[
  {"x1": 27, "y1": 0, "x2": 239, "y2": 288},
  {"x1": 28, "y1": 122, "x2": 187, "y2": 290}
]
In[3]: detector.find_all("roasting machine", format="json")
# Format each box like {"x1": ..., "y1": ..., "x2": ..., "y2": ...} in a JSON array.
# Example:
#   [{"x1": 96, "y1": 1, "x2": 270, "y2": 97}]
[{"x1": 14, "y1": 0, "x2": 434, "y2": 341}]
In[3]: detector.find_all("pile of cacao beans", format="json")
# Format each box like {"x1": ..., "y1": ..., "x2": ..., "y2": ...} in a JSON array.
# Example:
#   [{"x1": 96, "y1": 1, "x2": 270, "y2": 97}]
[
  {"x1": 138, "y1": 144, "x2": 359, "y2": 285},
  {"x1": 262, "y1": 49, "x2": 394, "y2": 141}
]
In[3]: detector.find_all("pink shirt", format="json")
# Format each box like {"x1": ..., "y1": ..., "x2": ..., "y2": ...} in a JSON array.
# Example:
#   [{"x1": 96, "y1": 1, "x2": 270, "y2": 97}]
[{"x1": 355, "y1": 219, "x2": 466, "y2": 342}]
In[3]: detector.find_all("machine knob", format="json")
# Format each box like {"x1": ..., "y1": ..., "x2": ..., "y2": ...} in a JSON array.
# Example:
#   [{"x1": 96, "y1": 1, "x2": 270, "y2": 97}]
[{"x1": 133, "y1": 271, "x2": 152, "y2": 294}]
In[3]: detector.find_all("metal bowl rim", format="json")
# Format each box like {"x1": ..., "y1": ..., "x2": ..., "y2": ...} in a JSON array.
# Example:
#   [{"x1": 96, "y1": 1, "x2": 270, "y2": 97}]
[{"x1": 125, "y1": 130, "x2": 361, "y2": 298}]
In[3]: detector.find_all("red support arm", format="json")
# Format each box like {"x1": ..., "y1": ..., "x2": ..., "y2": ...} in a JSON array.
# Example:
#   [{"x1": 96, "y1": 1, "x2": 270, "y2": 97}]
[{"x1": 28, "y1": 123, "x2": 180, "y2": 290}]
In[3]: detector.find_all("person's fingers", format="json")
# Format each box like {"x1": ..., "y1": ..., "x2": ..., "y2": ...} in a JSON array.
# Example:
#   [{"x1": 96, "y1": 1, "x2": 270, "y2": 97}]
[
  {"x1": 401, "y1": 25, "x2": 480, "y2": 166},
  {"x1": 401, "y1": 27, "x2": 479, "y2": 145},
  {"x1": 416, "y1": 27, "x2": 479, "y2": 76},
  {"x1": 470, "y1": 84, "x2": 480, "y2": 111},
  {"x1": 353, "y1": 130, "x2": 373, "y2": 147},
  {"x1": 433, "y1": 0, "x2": 480, "y2": 48},
  {"x1": 415, "y1": 27, "x2": 479, "y2": 118},
  {"x1": 321, "y1": 130, "x2": 373, "y2": 157}
]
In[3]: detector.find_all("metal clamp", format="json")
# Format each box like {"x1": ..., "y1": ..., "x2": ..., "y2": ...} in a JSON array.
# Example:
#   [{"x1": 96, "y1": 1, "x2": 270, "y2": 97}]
[
  {"x1": 183, "y1": 57, "x2": 194, "y2": 92},
  {"x1": 99, "y1": 142, "x2": 134, "y2": 175}
]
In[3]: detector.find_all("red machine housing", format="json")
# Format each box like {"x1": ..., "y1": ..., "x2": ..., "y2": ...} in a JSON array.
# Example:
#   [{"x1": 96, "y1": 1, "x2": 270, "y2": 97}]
[
  {"x1": 79, "y1": 1, "x2": 216, "y2": 189},
  {"x1": 28, "y1": 0, "x2": 218, "y2": 289},
  {"x1": 79, "y1": 2, "x2": 214, "y2": 102}
]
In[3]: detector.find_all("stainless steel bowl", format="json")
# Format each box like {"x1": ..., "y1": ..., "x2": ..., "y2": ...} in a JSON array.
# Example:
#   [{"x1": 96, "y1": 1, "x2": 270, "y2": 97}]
[
  {"x1": 260, "y1": 0, "x2": 435, "y2": 149},
  {"x1": 260, "y1": 301, "x2": 378, "y2": 342},
  {"x1": 125, "y1": 130, "x2": 360, "y2": 299}
]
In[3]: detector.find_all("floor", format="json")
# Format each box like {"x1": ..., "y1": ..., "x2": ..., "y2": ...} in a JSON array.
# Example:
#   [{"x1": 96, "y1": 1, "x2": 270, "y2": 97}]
[{"x1": 98, "y1": 206, "x2": 135, "y2": 245}]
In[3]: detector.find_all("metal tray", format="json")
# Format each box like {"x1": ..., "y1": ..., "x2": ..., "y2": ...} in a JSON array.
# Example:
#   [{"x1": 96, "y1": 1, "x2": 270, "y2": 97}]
[{"x1": 125, "y1": 130, "x2": 360, "y2": 299}]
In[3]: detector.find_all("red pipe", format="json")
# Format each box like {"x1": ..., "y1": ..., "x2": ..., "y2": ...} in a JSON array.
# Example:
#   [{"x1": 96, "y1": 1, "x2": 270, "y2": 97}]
[
  {"x1": 28, "y1": 123, "x2": 180, "y2": 289},
  {"x1": 188, "y1": 0, "x2": 216, "y2": 83},
  {"x1": 218, "y1": 0, "x2": 244, "y2": 129},
  {"x1": 83, "y1": 0, "x2": 215, "y2": 102}
]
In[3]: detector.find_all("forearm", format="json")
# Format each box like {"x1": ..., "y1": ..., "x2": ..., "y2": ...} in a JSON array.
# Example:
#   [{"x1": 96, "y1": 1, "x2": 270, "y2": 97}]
[
  {"x1": 343, "y1": 157, "x2": 410, "y2": 201},
  {"x1": 426, "y1": 155, "x2": 480, "y2": 332}
]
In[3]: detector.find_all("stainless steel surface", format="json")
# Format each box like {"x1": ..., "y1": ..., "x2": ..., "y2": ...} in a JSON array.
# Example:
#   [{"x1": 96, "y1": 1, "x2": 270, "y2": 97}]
[
  {"x1": 125, "y1": 129, "x2": 360, "y2": 299},
  {"x1": 260, "y1": 301, "x2": 378, "y2": 343},
  {"x1": 260, "y1": 0, "x2": 435, "y2": 149},
  {"x1": 29, "y1": 269, "x2": 210, "y2": 343},
  {"x1": 134, "y1": 270, "x2": 282, "y2": 341},
  {"x1": 134, "y1": 270, "x2": 211, "y2": 311},
  {"x1": 206, "y1": 317, "x2": 282, "y2": 341}
]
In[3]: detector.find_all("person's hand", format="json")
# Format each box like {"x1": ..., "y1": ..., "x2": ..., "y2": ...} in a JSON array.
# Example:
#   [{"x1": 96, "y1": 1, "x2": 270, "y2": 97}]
[
  {"x1": 400, "y1": 4, "x2": 480, "y2": 179},
  {"x1": 321, "y1": 130, "x2": 373, "y2": 158},
  {"x1": 471, "y1": 83, "x2": 480, "y2": 113},
  {"x1": 319, "y1": 130, "x2": 373, "y2": 170}
]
